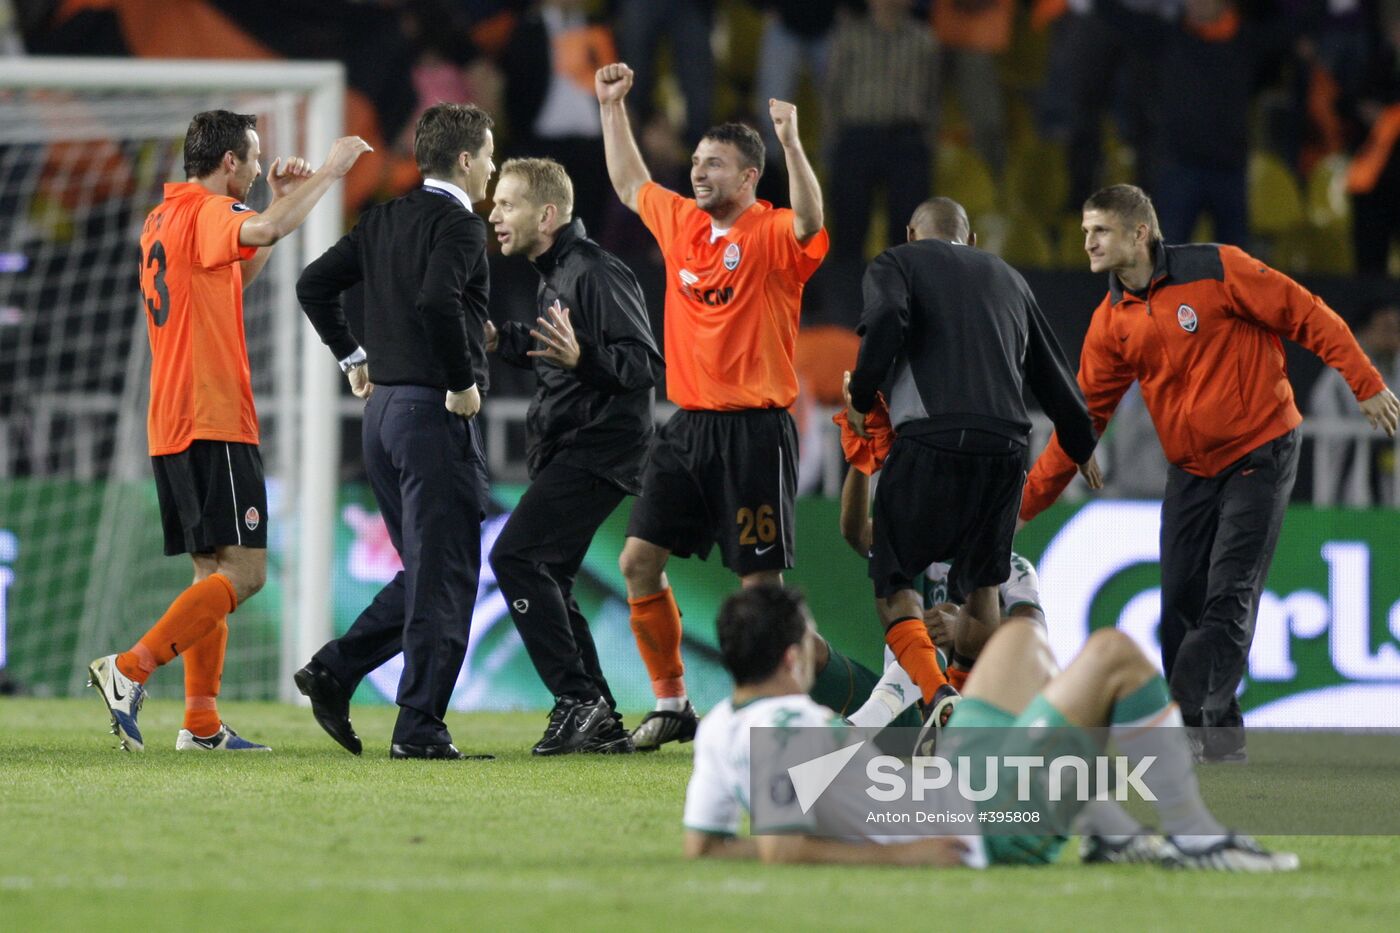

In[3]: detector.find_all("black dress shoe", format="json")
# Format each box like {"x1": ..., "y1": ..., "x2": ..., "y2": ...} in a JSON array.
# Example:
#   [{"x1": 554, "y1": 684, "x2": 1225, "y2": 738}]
[
  {"x1": 389, "y1": 742, "x2": 495, "y2": 761},
  {"x1": 293, "y1": 662, "x2": 362, "y2": 756}
]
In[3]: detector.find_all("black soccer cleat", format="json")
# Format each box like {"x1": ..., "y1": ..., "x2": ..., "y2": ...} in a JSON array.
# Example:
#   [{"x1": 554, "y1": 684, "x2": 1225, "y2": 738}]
[
  {"x1": 582, "y1": 713, "x2": 636, "y2": 755},
  {"x1": 532, "y1": 696, "x2": 617, "y2": 756}
]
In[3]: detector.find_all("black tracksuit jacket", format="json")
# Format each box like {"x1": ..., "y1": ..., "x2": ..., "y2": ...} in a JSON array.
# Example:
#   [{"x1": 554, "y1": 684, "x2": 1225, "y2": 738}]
[
  {"x1": 848, "y1": 237, "x2": 1096, "y2": 464},
  {"x1": 495, "y1": 219, "x2": 663, "y2": 493}
]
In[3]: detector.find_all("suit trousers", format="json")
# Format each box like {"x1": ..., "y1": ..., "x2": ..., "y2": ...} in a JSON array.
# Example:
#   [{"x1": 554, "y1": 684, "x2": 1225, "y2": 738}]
[{"x1": 315, "y1": 385, "x2": 488, "y2": 745}]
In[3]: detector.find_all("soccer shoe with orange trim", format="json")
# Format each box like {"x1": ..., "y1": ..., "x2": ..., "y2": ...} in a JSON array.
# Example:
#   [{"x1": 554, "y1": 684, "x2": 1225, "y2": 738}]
[
  {"x1": 176, "y1": 723, "x2": 271, "y2": 752},
  {"x1": 87, "y1": 654, "x2": 146, "y2": 752}
]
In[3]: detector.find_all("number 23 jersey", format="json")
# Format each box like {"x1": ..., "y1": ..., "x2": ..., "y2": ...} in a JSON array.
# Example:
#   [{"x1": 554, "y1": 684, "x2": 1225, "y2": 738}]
[{"x1": 139, "y1": 181, "x2": 259, "y2": 456}]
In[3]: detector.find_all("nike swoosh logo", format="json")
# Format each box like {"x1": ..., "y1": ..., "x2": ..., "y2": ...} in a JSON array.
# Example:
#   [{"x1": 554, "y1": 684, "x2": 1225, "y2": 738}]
[
  {"x1": 110, "y1": 670, "x2": 124, "y2": 701},
  {"x1": 755, "y1": 545, "x2": 775, "y2": 555}
]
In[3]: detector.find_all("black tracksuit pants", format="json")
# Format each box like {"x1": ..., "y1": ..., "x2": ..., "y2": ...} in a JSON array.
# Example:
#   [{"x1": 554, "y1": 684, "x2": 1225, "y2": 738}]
[
  {"x1": 1159, "y1": 430, "x2": 1299, "y2": 740},
  {"x1": 489, "y1": 461, "x2": 626, "y2": 706}
]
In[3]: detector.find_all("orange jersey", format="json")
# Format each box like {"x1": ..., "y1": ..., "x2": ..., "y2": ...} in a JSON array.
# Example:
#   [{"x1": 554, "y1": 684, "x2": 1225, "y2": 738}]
[
  {"x1": 637, "y1": 181, "x2": 829, "y2": 410},
  {"x1": 1022, "y1": 244, "x2": 1385, "y2": 520},
  {"x1": 139, "y1": 182, "x2": 259, "y2": 455}
]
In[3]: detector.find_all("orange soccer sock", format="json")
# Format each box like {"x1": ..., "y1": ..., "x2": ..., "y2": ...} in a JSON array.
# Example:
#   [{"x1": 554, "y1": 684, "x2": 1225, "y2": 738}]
[
  {"x1": 117, "y1": 574, "x2": 238, "y2": 684},
  {"x1": 183, "y1": 617, "x2": 228, "y2": 736},
  {"x1": 947, "y1": 665, "x2": 970, "y2": 692},
  {"x1": 629, "y1": 587, "x2": 686, "y2": 698},
  {"x1": 885, "y1": 617, "x2": 949, "y2": 704}
]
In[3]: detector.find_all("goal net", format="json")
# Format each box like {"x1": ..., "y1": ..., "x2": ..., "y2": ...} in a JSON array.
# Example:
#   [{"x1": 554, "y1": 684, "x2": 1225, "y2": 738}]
[{"x1": 0, "y1": 59, "x2": 342, "y2": 701}]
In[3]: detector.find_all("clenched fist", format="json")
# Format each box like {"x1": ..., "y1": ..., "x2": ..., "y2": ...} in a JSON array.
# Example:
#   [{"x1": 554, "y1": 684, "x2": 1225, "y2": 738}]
[
  {"x1": 769, "y1": 99, "x2": 800, "y2": 148},
  {"x1": 596, "y1": 63, "x2": 634, "y2": 105}
]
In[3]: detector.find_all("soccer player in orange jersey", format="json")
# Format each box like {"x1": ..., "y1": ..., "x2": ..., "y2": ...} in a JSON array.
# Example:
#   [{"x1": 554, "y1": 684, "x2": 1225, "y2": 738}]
[
  {"x1": 596, "y1": 62, "x2": 829, "y2": 749},
  {"x1": 86, "y1": 111, "x2": 370, "y2": 752}
]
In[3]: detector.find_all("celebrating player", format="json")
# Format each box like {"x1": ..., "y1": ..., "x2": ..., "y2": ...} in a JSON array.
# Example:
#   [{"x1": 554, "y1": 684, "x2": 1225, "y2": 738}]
[
  {"x1": 87, "y1": 111, "x2": 369, "y2": 752},
  {"x1": 595, "y1": 62, "x2": 829, "y2": 749},
  {"x1": 1022, "y1": 184, "x2": 1400, "y2": 761},
  {"x1": 485, "y1": 157, "x2": 663, "y2": 755}
]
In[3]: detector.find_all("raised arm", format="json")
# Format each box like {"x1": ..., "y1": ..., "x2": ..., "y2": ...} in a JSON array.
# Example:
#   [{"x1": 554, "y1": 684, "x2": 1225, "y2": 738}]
[
  {"x1": 769, "y1": 99, "x2": 823, "y2": 242},
  {"x1": 239, "y1": 136, "x2": 371, "y2": 247},
  {"x1": 595, "y1": 63, "x2": 652, "y2": 213},
  {"x1": 242, "y1": 155, "x2": 315, "y2": 286}
]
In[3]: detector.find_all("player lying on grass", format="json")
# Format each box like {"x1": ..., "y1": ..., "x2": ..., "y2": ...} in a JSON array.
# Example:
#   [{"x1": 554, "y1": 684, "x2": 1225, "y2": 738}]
[{"x1": 682, "y1": 584, "x2": 1298, "y2": 871}]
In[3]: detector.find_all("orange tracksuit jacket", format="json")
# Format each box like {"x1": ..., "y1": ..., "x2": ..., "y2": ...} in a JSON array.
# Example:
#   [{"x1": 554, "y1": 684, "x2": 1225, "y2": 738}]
[{"x1": 1022, "y1": 243, "x2": 1385, "y2": 520}]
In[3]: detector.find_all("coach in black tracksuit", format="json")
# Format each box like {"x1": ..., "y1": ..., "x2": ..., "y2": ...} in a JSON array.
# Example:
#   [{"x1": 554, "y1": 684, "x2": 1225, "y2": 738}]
[
  {"x1": 845, "y1": 197, "x2": 1097, "y2": 703},
  {"x1": 293, "y1": 104, "x2": 497, "y2": 760},
  {"x1": 486, "y1": 158, "x2": 662, "y2": 755}
]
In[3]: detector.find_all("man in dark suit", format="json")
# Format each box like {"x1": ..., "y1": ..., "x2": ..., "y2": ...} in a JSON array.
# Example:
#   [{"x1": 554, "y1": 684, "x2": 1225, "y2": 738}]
[
  {"x1": 293, "y1": 103, "x2": 496, "y2": 760},
  {"x1": 485, "y1": 157, "x2": 662, "y2": 755}
]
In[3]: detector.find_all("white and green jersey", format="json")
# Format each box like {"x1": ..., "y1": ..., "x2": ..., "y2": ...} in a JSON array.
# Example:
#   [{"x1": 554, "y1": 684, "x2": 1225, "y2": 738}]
[
  {"x1": 923, "y1": 551, "x2": 1041, "y2": 614},
  {"x1": 682, "y1": 693, "x2": 987, "y2": 867},
  {"x1": 683, "y1": 694, "x2": 844, "y2": 838}
]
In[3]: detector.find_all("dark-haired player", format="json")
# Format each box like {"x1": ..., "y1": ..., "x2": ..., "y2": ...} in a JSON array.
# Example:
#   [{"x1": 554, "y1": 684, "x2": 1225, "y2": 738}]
[
  {"x1": 683, "y1": 584, "x2": 1297, "y2": 871},
  {"x1": 87, "y1": 111, "x2": 369, "y2": 753},
  {"x1": 595, "y1": 62, "x2": 829, "y2": 748}
]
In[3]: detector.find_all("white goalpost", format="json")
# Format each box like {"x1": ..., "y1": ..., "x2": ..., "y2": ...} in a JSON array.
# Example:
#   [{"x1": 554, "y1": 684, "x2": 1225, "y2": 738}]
[{"x1": 0, "y1": 58, "x2": 343, "y2": 702}]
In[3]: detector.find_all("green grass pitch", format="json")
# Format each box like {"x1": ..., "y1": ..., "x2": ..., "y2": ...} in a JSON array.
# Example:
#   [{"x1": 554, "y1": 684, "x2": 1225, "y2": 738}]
[{"x1": 2, "y1": 697, "x2": 1398, "y2": 931}]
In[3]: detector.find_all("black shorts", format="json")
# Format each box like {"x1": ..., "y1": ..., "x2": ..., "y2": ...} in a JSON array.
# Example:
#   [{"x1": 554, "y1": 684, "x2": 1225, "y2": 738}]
[
  {"x1": 627, "y1": 408, "x2": 797, "y2": 575},
  {"x1": 152, "y1": 440, "x2": 268, "y2": 556},
  {"x1": 869, "y1": 431, "x2": 1025, "y2": 599}
]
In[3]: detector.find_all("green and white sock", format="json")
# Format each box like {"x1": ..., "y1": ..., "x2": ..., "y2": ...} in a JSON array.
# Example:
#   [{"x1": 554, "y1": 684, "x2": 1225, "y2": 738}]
[
  {"x1": 1110, "y1": 676, "x2": 1224, "y2": 839},
  {"x1": 848, "y1": 660, "x2": 919, "y2": 728}
]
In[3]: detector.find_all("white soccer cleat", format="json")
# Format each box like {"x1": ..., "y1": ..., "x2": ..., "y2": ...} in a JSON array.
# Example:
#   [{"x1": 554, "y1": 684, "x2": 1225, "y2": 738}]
[
  {"x1": 87, "y1": 654, "x2": 146, "y2": 752},
  {"x1": 1080, "y1": 833, "x2": 1177, "y2": 866},
  {"x1": 1166, "y1": 833, "x2": 1299, "y2": 872},
  {"x1": 176, "y1": 723, "x2": 272, "y2": 752},
  {"x1": 629, "y1": 702, "x2": 698, "y2": 751}
]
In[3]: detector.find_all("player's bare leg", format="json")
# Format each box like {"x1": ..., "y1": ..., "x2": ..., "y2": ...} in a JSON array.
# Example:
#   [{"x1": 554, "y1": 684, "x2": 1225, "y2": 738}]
[
  {"x1": 1011, "y1": 625, "x2": 1295, "y2": 871},
  {"x1": 947, "y1": 584, "x2": 999, "y2": 691}
]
